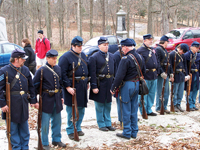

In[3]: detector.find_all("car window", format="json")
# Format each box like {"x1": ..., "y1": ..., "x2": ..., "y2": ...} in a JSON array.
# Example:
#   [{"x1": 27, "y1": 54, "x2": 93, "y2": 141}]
[
  {"x1": 184, "y1": 30, "x2": 193, "y2": 39},
  {"x1": 192, "y1": 29, "x2": 200, "y2": 38},
  {"x1": 3, "y1": 44, "x2": 15, "y2": 53},
  {"x1": 166, "y1": 30, "x2": 184, "y2": 39},
  {"x1": 108, "y1": 36, "x2": 117, "y2": 45},
  {"x1": 84, "y1": 37, "x2": 99, "y2": 46}
]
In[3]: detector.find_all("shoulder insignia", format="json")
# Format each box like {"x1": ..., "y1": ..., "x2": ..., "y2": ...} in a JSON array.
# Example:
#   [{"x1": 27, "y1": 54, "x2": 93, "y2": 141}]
[
  {"x1": 122, "y1": 56, "x2": 127, "y2": 59},
  {"x1": 0, "y1": 74, "x2": 4, "y2": 81}
]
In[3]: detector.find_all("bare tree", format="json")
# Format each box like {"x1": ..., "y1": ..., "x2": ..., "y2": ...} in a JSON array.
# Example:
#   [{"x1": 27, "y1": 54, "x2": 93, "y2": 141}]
[
  {"x1": 17, "y1": 0, "x2": 23, "y2": 45},
  {"x1": 77, "y1": 0, "x2": 82, "y2": 36},
  {"x1": 46, "y1": 0, "x2": 52, "y2": 41},
  {"x1": 147, "y1": 0, "x2": 153, "y2": 35},
  {"x1": 90, "y1": 0, "x2": 93, "y2": 38},
  {"x1": 101, "y1": 0, "x2": 106, "y2": 35}
]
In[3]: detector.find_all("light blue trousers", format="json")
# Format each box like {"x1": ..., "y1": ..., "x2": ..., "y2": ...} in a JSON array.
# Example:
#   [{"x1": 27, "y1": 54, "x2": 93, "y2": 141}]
[
  {"x1": 173, "y1": 82, "x2": 184, "y2": 106},
  {"x1": 41, "y1": 105, "x2": 61, "y2": 146},
  {"x1": 156, "y1": 76, "x2": 169, "y2": 111},
  {"x1": 66, "y1": 106, "x2": 85, "y2": 135},
  {"x1": 138, "y1": 79, "x2": 157, "y2": 114},
  {"x1": 94, "y1": 101, "x2": 112, "y2": 128}
]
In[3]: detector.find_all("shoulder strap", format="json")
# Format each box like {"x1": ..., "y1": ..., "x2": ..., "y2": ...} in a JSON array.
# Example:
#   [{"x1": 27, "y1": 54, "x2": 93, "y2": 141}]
[
  {"x1": 70, "y1": 50, "x2": 87, "y2": 66},
  {"x1": 10, "y1": 67, "x2": 21, "y2": 90},
  {"x1": 68, "y1": 62, "x2": 80, "y2": 77},
  {"x1": 43, "y1": 37, "x2": 46, "y2": 46},
  {"x1": 191, "y1": 53, "x2": 197, "y2": 65},
  {"x1": 128, "y1": 54, "x2": 144, "y2": 78},
  {"x1": 45, "y1": 65, "x2": 59, "y2": 80},
  {"x1": 98, "y1": 53, "x2": 109, "y2": 75}
]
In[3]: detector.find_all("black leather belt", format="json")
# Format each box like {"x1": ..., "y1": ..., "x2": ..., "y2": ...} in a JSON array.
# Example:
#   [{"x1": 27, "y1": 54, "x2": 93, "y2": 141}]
[
  {"x1": 146, "y1": 68, "x2": 156, "y2": 72},
  {"x1": 176, "y1": 69, "x2": 185, "y2": 73},
  {"x1": 11, "y1": 91, "x2": 27, "y2": 95},
  {"x1": 124, "y1": 76, "x2": 139, "y2": 82},
  {"x1": 98, "y1": 74, "x2": 114, "y2": 79},
  {"x1": 69, "y1": 76, "x2": 89, "y2": 81},
  {"x1": 43, "y1": 89, "x2": 61, "y2": 93},
  {"x1": 161, "y1": 63, "x2": 170, "y2": 66},
  {"x1": 191, "y1": 69, "x2": 198, "y2": 73}
]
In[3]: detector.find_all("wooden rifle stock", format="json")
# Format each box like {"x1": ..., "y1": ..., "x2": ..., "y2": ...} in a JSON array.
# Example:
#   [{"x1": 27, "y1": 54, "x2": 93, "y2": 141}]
[
  {"x1": 6, "y1": 72, "x2": 12, "y2": 150},
  {"x1": 141, "y1": 95, "x2": 148, "y2": 119},
  {"x1": 170, "y1": 53, "x2": 176, "y2": 112},
  {"x1": 37, "y1": 69, "x2": 43, "y2": 150},
  {"x1": 160, "y1": 56, "x2": 170, "y2": 115},
  {"x1": 116, "y1": 35, "x2": 123, "y2": 58},
  {"x1": 72, "y1": 62, "x2": 79, "y2": 141},
  {"x1": 186, "y1": 54, "x2": 192, "y2": 112}
]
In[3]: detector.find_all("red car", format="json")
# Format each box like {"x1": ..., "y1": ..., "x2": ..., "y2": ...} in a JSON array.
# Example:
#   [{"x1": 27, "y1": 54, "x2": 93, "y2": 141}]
[{"x1": 153, "y1": 27, "x2": 200, "y2": 52}]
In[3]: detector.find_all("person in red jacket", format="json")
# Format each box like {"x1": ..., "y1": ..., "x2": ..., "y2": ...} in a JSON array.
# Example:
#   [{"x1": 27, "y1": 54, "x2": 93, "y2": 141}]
[{"x1": 35, "y1": 30, "x2": 50, "y2": 70}]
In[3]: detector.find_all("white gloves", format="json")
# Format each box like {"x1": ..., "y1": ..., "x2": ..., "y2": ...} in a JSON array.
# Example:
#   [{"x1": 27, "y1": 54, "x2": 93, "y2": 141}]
[
  {"x1": 185, "y1": 75, "x2": 190, "y2": 80},
  {"x1": 161, "y1": 72, "x2": 167, "y2": 79}
]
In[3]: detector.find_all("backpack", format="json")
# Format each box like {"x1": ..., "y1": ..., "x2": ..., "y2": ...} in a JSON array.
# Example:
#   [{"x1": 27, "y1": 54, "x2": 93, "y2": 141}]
[{"x1": 37, "y1": 37, "x2": 51, "y2": 48}]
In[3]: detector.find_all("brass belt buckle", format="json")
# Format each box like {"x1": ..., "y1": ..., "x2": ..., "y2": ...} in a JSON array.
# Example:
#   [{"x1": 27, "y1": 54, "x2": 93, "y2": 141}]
[
  {"x1": 179, "y1": 69, "x2": 182, "y2": 72},
  {"x1": 152, "y1": 69, "x2": 156, "y2": 72},
  {"x1": 106, "y1": 75, "x2": 111, "y2": 78},
  {"x1": 54, "y1": 89, "x2": 59, "y2": 93},
  {"x1": 195, "y1": 69, "x2": 198, "y2": 72},
  {"x1": 20, "y1": 91, "x2": 25, "y2": 95},
  {"x1": 81, "y1": 76, "x2": 85, "y2": 80}
]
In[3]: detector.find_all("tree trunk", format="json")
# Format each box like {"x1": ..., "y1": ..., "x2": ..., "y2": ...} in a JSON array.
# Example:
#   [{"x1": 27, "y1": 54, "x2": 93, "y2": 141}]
[
  {"x1": 0, "y1": 0, "x2": 4, "y2": 15},
  {"x1": 101, "y1": 0, "x2": 106, "y2": 35},
  {"x1": 90, "y1": 0, "x2": 93, "y2": 39},
  {"x1": 17, "y1": 0, "x2": 23, "y2": 45},
  {"x1": 46, "y1": 0, "x2": 52, "y2": 42},
  {"x1": 126, "y1": 0, "x2": 130, "y2": 38},
  {"x1": 161, "y1": 0, "x2": 169, "y2": 35},
  {"x1": 66, "y1": 0, "x2": 70, "y2": 45},
  {"x1": 147, "y1": 0, "x2": 153, "y2": 35},
  {"x1": 12, "y1": 0, "x2": 16, "y2": 43},
  {"x1": 173, "y1": 9, "x2": 178, "y2": 29},
  {"x1": 77, "y1": 0, "x2": 82, "y2": 37},
  {"x1": 37, "y1": 0, "x2": 42, "y2": 29}
]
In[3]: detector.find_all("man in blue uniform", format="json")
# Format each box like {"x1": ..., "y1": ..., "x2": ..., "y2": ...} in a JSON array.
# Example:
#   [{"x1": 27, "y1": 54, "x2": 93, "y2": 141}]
[
  {"x1": 113, "y1": 48, "x2": 124, "y2": 126},
  {"x1": 155, "y1": 35, "x2": 174, "y2": 114},
  {"x1": 184, "y1": 41, "x2": 200, "y2": 111},
  {"x1": 111, "y1": 38, "x2": 145, "y2": 139},
  {"x1": 0, "y1": 48, "x2": 38, "y2": 150},
  {"x1": 89, "y1": 37, "x2": 116, "y2": 132},
  {"x1": 169, "y1": 44, "x2": 190, "y2": 112},
  {"x1": 58, "y1": 36, "x2": 88, "y2": 140},
  {"x1": 33, "y1": 50, "x2": 66, "y2": 150},
  {"x1": 137, "y1": 34, "x2": 158, "y2": 116}
]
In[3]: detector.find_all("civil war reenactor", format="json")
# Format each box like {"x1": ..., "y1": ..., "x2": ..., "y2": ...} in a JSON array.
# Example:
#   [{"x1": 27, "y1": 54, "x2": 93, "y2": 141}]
[
  {"x1": 155, "y1": 35, "x2": 174, "y2": 114},
  {"x1": 137, "y1": 34, "x2": 158, "y2": 116},
  {"x1": 33, "y1": 50, "x2": 66, "y2": 150},
  {"x1": 110, "y1": 38, "x2": 145, "y2": 139},
  {"x1": 89, "y1": 37, "x2": 116, "y2": 132},
  {"x1": 169, "y1": 44, "x2": 190, "y2": 112},
  {"x1": 184, "y1": 41, "x2": 200, "y2": 111},
  {"x1": 113, "y1": 45, "x2": 124, "y2": 127},
  {"x1": 0, "y1": 48, "x2": 38, "y2": 150},
  {"x1": 58, "y1": 36, "x2": 89, "y2": 140}
]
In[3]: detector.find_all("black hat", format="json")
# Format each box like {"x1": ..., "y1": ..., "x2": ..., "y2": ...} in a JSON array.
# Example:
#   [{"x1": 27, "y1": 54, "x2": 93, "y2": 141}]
[
  {"x1": 98, "y1": 37, "x2": 109, "y2": 45},
  {"x1": 11, "y1": 48, "x2": 28, "y2": 59},
  {"x1": 160, "y1": 35, "x2": 169, "y2": 42},
  {"x1": 191, "y1": 41, "x2": 200, "y2": 48},
  {"x1": 180, "y1": 43, "x2": 189, "y2": 53},
  {"x1": 120, "y1": 38, "x2": 136, "y2": 46},
  {"x1": 71, "y1": 36, "x2": 83, "y2": 46},
  {"x1": 46, "y1": 49, "x2": 58, "y2": 57},
  {"x1": 38, "y1": 30, "x2": 43, "y2": 34},
  {"x1": 143, "y1": 34, "x2": 153, "y2": 40}
]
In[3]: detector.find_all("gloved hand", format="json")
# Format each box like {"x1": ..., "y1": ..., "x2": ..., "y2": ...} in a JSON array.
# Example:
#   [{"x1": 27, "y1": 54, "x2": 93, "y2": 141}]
[
  {"x1": 170, "y1": 74, "x2": 174, "y2": 78},
  {"x1": 161, "y1": 72, "x2": 167, "y2": 79},
  {"x1": 185, "y1": 75, "x2": 190, "y2": 81}
]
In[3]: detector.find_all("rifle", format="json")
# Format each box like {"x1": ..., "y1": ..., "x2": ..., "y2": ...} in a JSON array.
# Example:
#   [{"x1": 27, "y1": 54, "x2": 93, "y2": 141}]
[
  {"x1": 186, "y1": 54, "x2": 192, "y2": 112},
  {"x1": 170, "y1": 52, "x2": 176, "y2": 112},
  {"x1": 160, "y1": 55, "x2": 170, "y2": 115},
  {"x1": 6, "y1": 72, "x2": 12, "y2": 150},
  {"x1": 72, "y1": 62, "x2": 79, "y2": 141},
  {"x1": 116, "y1": 35, "x2": 123, "y2": 58},
  {"x1": 37, "y1": 69, "x2": 43, "y2": 150},
  {"x1": 141, "y1": 95, "x2": 148, "y2": 119}
]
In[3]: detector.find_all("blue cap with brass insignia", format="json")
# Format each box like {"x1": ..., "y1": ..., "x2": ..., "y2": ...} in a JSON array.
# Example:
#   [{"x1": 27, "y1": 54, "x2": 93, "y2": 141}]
[
  {"x1": 71, "y1": 36, "x2": 83, "y2": 46},
  {"x1": 143, "y1": 34, "x2": 153, "y2": 40},
  {"x1": 11, "y1": 48, "x2": 28, "y2": 59},
  {"x1": 120, "y1": 38, "x2": 136, "y2": 46},
  {"x1": 46, "y1": 49, "x2": 58, "y2": 57},
  {"x1": 160, "y1": 35, "x2": 169, "y2": 42},
  {"x1": 191, "y1": 41, "x2": 200, "y2": 48},
  {"x1": 180, "y1": 43, "x2": 189, "y2": 53},
  {"x1": 98, "y1": 37, "x2": 109, "y2": 45}
]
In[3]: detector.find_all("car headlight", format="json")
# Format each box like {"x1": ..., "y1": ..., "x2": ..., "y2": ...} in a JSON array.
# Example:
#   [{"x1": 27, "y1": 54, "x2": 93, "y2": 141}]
[{"x1": 167, "y1": 43, "x2": 175, "y2": 47}]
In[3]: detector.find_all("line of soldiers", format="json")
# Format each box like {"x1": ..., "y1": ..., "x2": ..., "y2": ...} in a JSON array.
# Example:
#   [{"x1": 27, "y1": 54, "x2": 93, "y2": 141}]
[{"x1": 0, "y1": 34, "x2": 200, "y2": 149}]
